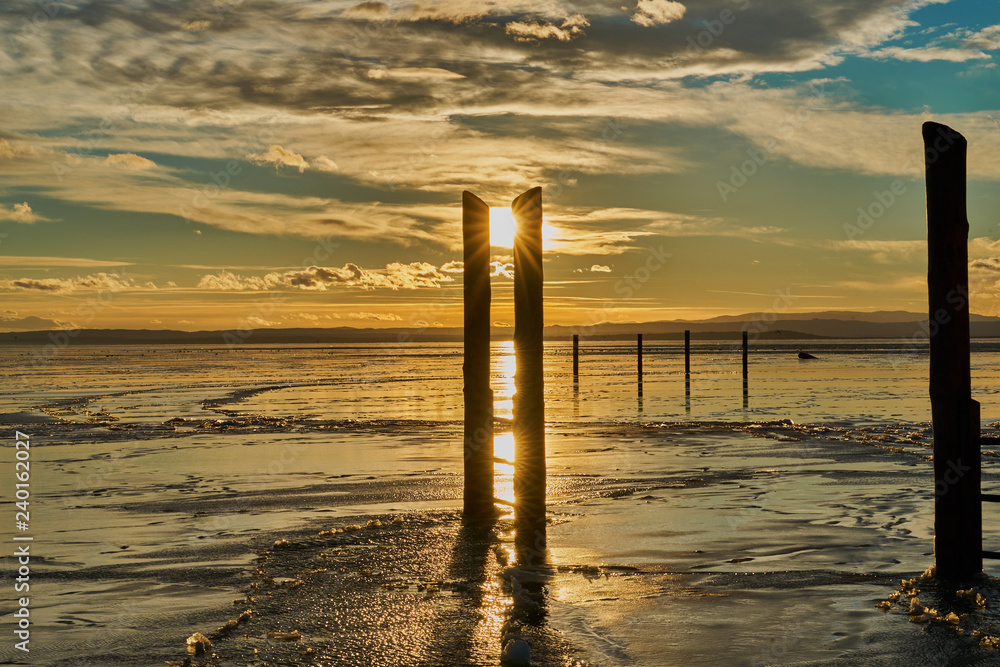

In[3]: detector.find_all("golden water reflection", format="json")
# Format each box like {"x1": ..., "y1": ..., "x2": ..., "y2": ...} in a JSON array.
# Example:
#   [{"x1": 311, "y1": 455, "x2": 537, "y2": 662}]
[
  {"x1": 493, "y1": 342, "x2": 515, "y2": 420},
  {"x1": 494, "y1": 431, "x2": 514, "y2": 506}
]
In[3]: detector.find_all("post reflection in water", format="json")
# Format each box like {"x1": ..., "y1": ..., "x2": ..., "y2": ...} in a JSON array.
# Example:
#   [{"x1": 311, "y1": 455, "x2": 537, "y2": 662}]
[
  {"x1": 485, "y1": 344, "x2": 553, "y2": 662},
  {"x1": 440, "y1": 521, "x2": 511, "y2": 662}
]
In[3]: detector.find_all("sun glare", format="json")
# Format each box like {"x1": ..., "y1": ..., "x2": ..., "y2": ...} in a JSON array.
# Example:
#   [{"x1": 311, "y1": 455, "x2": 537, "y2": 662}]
[
  {"x1": 489, "y1": 207, "x2": 516, "y2": 248},
  {"x1": 489, "y1": 207, "x2": 558, "y2": 250}
]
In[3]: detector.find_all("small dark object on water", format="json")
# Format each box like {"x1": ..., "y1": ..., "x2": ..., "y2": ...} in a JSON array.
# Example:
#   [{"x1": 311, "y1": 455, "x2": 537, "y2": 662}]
[{"x1": 798, "y1": 351, "x2": 818, "y2": 360}]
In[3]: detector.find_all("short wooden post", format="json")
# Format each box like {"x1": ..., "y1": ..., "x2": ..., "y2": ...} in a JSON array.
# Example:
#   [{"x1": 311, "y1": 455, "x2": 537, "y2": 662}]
[
  {"x1": 637, "y1": 333, "x2": 643, "y2": 398},
  {"x1": 572, "y1": 334, "x2": 579, "y2": 387},
  {"x1": 462, "y1": 191, "x2": 494, "y2": 521},
  {"x1": 684, "y1": 329, "x2": 691, "y2": 375},
  {"x1": 742, "y1": 330, "x2": 748, "y2": 380},
  {"x1": 924, "y1": 121, "x2": 981, "y2": 580},
  {"x1": 512, "y1": 186, "x2": 546, "y2": 560},
  {"x1": 742, "y1": 330, "x2": 749, "y2": 408}
]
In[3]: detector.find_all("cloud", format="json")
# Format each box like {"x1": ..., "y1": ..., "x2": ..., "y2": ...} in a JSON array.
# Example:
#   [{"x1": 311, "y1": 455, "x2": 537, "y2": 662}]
[
  {"x1": 631, "y1": 0, "x2": 686, "y2": 28},
  {"x1": 103, "y1": 153, "x2": 156, "y2": 170},
  {"x1": 505, "y1": 14, "x2": 589, "y2": 42},
  {"x1": 366, "y1": 67, "x2": 466, "y2": 80},
  {"x1": 0, "y1": 202, "x2": 44, "y2": 224},
  {"x1": 182, "y1": 20, "x2": 212, "y2": 31},
  {"x1": 196, "y1": 271, "x2": 275, "y2": 291},
  {"x1": 440, "y1": 261, "x2": 464, "y2": 273},
  {"x1": 341, "y1": 0, "x2": 497, "y2": 23},
  {"x1": 589, "y1": 264, "x2": 612, "y2": 272},
  {"x1": 0, "y1": 255, "x2": 133, "y2": 267},
  {"x1": 866, "y1": 46, "x2": 990, "y2": 62},
  {"x1": 829, "y1": 239, "x2": 924, "y2": 263},
  {"x1": 0, "y1": 271, "x2": 143, "y2": 293},
  {"x1": 246, "y1": 145, "x2": 309, "y2": 172},
  {"x1": 971, "y1": 258, "x2": 1000, "y2": 272},
  {"x1": 490, "y1": 261, "x2": 514, "y2": 278},
  {"x1": 0, "y1": 313, "x2": 61, "y2": 329},
  {"x1": 198, "y1": 262, "x2": 457, "y2": 292},
  {"x1": 246, "y1": 315, "x2": 277, "y2": 327},
  {"x1": 311, "y1": 156, "x2": 338, "y2": 171},
  {"x1": 961, "y1": 24, "x2": 1000, "y2": 50},
  {"x1": 348, "y1": 311, "x2": 402, "y2": 321}
]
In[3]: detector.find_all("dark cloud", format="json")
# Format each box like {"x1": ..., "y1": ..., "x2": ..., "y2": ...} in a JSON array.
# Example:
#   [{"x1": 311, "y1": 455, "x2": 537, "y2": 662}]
[{"x1": 972, "y1": 258, "x2": 1000, "y2": 272}]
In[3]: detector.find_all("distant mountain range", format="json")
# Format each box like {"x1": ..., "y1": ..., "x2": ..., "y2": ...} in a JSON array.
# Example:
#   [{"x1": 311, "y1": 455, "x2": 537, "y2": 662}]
[{"x1": 2, "y1": 311, "x2": 1000, "y2": 344}]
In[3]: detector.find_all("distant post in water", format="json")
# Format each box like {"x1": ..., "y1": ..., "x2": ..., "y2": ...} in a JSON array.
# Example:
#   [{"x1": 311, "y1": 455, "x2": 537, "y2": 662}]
[
  {"x1": 742, "y1": 330, "x2": 748, "y2": 380},
  {"x1": 513, "y1": 187, "x2": 546, "y2": 558},
  {"x1": 684, "y1": 329, "x2": 691, "y2": 409},
  {"x1": 572, "y1": 334, "x2": 579, "y2": 388},
  {"x1": 637, "y1": 333, "x2": 643, "y2": 398},
  {"x1": 742, "y1": 330, "x2": 749, "y2": 407},
  {"x1": 462, "y1": 191, "x2": 495, "y2": 522},
  {"x1": 684, "y1": 330, "x2": 691, "y2": 375},
  {"x1": 924, "y1": 121, "x2": 981, "y2": 580}
]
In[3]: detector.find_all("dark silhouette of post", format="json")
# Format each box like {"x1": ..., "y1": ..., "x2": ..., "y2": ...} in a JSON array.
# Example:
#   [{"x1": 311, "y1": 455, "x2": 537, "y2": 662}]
[
  {"x1": 924, "y1": 121, "x2": 981, "y2": 580},
  {"x1": 742, "y1": 330, "x2": 749, "y2": 408},
  {"x1": 637, "y1": 333, "x2": 643, "y2": 397},
  {"x1": 684, "y1": 329, "x2": 691, "y2": 409},
  {"x1": 572, "y1": 334, "x2": 579, "y2": 387},
  {"x1": 462, "y1": 191, "x2": 495, "y2": 521},
  {"x1": 512, "y1": 187, "x2": 546, "y2": 559},
  {"x1": 742, "y1": 330, "x2": 748, "y2": 380},
  {"x1": 684, "y1": 330, "x2": 691, "y2": 375}
]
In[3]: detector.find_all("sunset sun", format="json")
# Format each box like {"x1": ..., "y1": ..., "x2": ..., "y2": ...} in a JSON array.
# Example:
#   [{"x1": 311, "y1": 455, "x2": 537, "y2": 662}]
[
  {"x1": 489, "y1": 207, "x2": 516, "y2": 248},
  {"x1": 489, "y1": 206, "x2": 558, "y2": 250}
]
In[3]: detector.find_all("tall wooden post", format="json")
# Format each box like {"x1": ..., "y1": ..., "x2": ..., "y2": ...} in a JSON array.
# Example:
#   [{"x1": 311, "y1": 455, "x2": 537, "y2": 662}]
[
  {"x1": 462, "y1": 191, "x2": 494, "y2": 521},
  {"x1": 512, "y1": 187, "x2": 546, "y2": 560},
  {"x1": 924, "y1": 121, "x2": 981, "y2": 580}
]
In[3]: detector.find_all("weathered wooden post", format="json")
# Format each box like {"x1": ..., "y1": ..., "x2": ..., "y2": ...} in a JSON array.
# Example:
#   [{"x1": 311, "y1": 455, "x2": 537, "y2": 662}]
[
  {"x1": 684, "y1": 329, "x2": 691, "y2": 375},
  {"x1": 512, "y1": 186, "x2": 546, "y2": 559},
  {"x1": 572, "y1": 334, "x2": 579, "y2": 388},
  {"x1": 742, "y1": 330, "x2": 749, "y2": 407},
  {"x1": 684, "y1": 329, "x2": 691, "y2": 409},
  {"x1": 637, "y1": 333, "x2": 643, "y2": 398},
  {"x1": 924, "y1": 121, "x2": 981, "y2": 580},
  {"x1": 462, "y1": 191, "x2": 495, "y2": 521},
  {"x1": 742, "y1": 330, "x2": 748, "y2": 381}
]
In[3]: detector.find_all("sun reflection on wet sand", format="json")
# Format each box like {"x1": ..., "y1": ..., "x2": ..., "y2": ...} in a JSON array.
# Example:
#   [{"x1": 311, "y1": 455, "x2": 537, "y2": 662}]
[
  {"x1": 493, "y1": 342, "x2": 515, "y2": 420},
  {"x1": 494, "y1": 431, "x2": 515, "y2": 506}
]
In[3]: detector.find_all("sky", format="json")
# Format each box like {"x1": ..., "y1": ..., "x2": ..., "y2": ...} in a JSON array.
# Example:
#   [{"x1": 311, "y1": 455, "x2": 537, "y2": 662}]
[{"x1": 2, "y1": 0, "x2": 1000, "y2": 332}]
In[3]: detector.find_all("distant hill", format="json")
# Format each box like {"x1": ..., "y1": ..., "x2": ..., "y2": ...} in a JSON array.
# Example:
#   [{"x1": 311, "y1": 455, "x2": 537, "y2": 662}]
[{"x1": 2, "y1": 310, "x2": 1000, "y2": 344}]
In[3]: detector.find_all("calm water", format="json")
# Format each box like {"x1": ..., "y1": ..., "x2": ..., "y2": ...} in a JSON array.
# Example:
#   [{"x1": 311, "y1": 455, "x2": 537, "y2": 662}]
[
  {"x1": 4, "y1": 339, "x2": 1000, "y2": 666},
  {"x1": 7, "y1": 338, "x2": 1000, "y2": 425}
]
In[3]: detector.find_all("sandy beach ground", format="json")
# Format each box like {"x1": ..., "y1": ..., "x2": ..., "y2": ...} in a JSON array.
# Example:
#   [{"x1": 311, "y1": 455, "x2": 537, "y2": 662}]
[{"x1": 6, "y1": 413, "x2": 1000, "y2": 666}]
